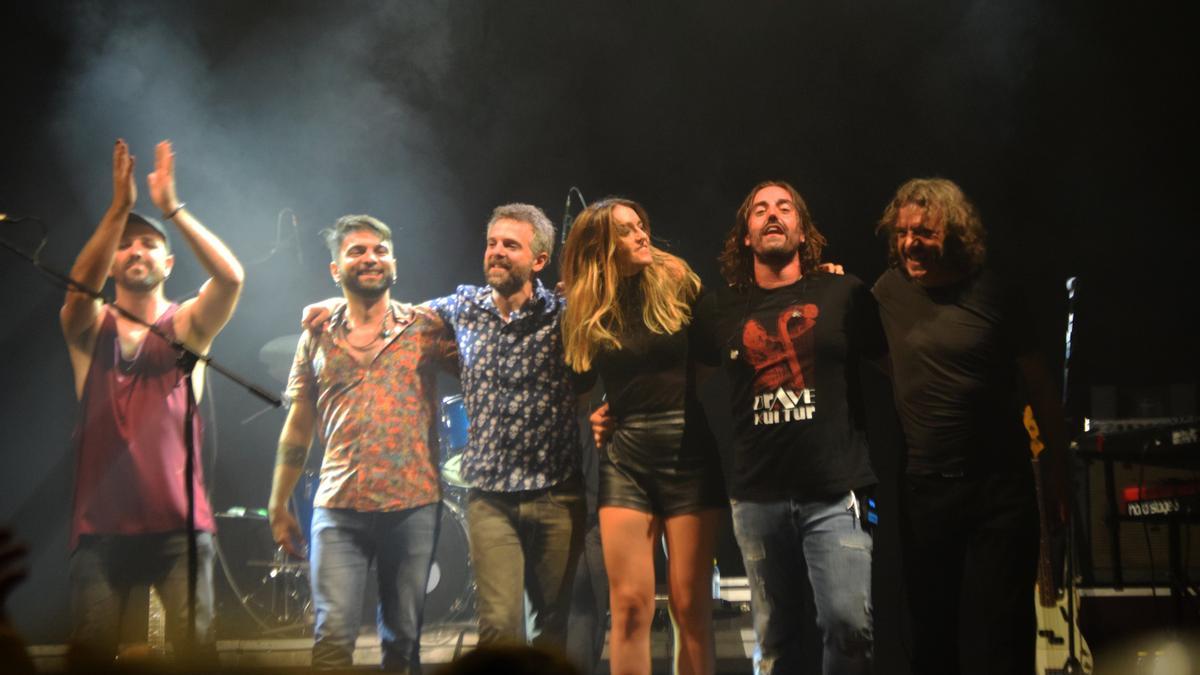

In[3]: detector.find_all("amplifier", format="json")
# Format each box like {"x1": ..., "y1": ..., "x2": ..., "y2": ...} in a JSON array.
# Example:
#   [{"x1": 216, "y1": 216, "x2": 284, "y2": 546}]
[
  {"x1": 1122, "y1": 481, "x2": 1200, "y2": 519},
  {"x1": 1084, "y1": 462, "x2": 1200, "y2": 585}
]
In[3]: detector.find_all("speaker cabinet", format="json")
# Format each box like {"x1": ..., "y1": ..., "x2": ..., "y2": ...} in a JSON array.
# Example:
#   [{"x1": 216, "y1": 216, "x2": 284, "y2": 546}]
[{"x1": 1084, "y1": 459, "x2": 1200, "y2": 585}]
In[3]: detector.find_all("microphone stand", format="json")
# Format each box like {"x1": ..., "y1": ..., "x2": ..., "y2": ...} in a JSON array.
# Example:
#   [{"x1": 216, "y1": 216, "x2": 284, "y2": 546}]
[
  {"x1": 1061, "y1": 276, "x2": 1084, "y2": 675},
  {"x1": 1, "y1": 230, "x2": 282, "y2": 657}
]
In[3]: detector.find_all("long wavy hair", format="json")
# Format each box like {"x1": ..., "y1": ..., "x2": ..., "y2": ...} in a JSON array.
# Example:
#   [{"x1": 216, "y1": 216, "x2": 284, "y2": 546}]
[
  {"x1": 876, "y1": 178, "x2": 987, "y2": 276},
  {"x1": 561, "y1": 198, "x2": 701, "y2": 372},
  {"x1": 718, "y1": 180, "x2": 826, "y2": 289}
]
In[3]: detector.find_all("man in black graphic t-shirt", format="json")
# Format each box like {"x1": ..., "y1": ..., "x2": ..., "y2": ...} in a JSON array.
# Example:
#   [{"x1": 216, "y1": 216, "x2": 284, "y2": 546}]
[
  {"x1": 873, "y1": 178, "x2": 1067, "y2": 675},
  {"x1": 710, "y1": 276, "x2": 882, "y2": 505},
  {"x1": 697, "y1": 180, "x2": 886, "y2": 675}
]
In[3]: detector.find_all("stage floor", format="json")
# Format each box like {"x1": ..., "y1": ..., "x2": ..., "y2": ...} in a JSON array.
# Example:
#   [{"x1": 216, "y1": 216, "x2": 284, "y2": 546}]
[
  {"x1": 28, "y1": 616, "x2": 757, "y2": 673},
  {"x1": 27, "y1": 584, "x2": 758, "y2": 673}
]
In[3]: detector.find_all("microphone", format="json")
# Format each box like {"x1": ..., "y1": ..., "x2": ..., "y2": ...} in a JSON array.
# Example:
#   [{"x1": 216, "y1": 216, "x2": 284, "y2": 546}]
[
  {"x1": 561, "y1": 191, "x2": 573, "y2": 243},
  {"x1": 560, "y1": 187, "x2": 587, "y2": 243}
]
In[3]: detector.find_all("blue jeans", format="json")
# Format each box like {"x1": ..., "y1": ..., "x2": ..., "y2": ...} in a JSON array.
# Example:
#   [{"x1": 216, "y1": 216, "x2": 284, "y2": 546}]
[
  {"x1": 309, "y1": 504, "x2": 439, "y2": 672},
  {"x1": 731, "y1": 493, "x2": 873, "y2": 675},
  {"x1": 69, "y1": 531, "x2": 215, "y2": 662}
]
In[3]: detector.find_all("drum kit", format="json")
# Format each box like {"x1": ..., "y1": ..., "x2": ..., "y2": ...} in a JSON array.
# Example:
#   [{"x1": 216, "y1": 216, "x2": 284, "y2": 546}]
[{"x1": 216, "y1": 394, "x2": 477, "y2": 635}]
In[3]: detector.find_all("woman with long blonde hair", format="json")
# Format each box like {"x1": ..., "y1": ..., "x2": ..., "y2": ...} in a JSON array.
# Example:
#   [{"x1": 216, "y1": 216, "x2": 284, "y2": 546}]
[{"x1": 561, "y1": 198, "x2": 725, "y2": 675}]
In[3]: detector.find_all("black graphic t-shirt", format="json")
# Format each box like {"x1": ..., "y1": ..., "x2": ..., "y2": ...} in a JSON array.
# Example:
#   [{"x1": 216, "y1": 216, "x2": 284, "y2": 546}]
[
  {"x1": 701, "y1": 273, "x2": 886, "y2": 501},
  {"x1": 872, "y1": 268, "x2": 1036, "y2": 475}
]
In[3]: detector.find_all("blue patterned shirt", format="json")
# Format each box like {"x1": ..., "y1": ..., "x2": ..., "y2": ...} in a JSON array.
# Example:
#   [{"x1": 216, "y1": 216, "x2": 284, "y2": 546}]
[{"x1": 427, "y1": 280, "x2": 581, "y2": 491}]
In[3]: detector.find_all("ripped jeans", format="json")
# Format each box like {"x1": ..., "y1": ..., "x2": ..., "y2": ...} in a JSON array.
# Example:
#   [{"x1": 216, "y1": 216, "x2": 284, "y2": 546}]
[{"x1": 731, "y1": 493, "x2": 873, "y2": 675}]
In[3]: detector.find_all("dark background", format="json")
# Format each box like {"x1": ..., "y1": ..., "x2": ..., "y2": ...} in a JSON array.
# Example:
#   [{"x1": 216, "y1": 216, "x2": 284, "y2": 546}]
[{"x1": 1, "y1": 0, "x2": 1196, "y2": 667}]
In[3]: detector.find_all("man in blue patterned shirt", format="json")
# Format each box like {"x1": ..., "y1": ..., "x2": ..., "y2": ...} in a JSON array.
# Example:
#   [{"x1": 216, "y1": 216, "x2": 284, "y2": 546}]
[{"x1": 427, "y1": 203, "x2": 585, "y2": 649}]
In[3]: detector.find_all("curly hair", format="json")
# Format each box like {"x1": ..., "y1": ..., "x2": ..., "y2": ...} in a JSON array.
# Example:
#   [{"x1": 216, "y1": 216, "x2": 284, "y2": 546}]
[
  {"x1": 560, "y1": 197, "x2": 701, "y2": 372},
  {"x1": 718, "y1": 180, "x2": 826, "y2": 289},
  {"x1": 876, "y1": 178, "x2": 987, "y2": 276}
]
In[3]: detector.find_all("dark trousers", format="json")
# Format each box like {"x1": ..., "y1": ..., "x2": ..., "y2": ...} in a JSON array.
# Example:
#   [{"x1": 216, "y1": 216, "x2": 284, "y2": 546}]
[
  {"x1": 69, "y1": 531, "x2": 215, "y2": 662},
  {"x1": 466, "y1": 476, "x2": 586, "y2": 649},
  {"x1": 565, "y1": 519, "x2": 609, "y2": 674},
  {"x1": 900, "y1": 471, "x2": 1039, "y2": 675}
]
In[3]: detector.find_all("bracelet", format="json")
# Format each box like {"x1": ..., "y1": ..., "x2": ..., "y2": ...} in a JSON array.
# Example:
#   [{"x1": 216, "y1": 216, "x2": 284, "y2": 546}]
[{"x1": 163, "y1": 202, "x2": 186, "y2": 220}]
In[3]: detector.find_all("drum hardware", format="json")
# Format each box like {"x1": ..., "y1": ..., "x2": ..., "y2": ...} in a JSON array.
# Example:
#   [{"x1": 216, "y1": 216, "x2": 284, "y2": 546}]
[
  {"x1": 213, "y1": 516, "x2": 314, "y2": 637},
  {"x1": 247, "y1": 548, "x2": 313, "y2": 631}
]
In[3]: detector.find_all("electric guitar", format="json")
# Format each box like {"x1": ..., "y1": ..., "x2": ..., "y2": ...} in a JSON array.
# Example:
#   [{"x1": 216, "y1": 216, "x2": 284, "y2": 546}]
[{"x1": 1025, "y1": 405, "x2": 1093, "y2": 674}]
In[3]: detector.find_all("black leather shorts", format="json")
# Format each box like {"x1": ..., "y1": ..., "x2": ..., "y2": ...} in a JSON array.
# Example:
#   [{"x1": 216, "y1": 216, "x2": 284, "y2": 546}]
[{"x1": 599, "y1": 411, "x2": 727, "y2": 516}]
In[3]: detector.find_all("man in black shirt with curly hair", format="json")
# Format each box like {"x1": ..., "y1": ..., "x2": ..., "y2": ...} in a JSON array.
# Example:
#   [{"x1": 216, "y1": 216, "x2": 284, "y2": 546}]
[{"x1": 873, "y1": 178, "x2": 1067, "y2": 675}]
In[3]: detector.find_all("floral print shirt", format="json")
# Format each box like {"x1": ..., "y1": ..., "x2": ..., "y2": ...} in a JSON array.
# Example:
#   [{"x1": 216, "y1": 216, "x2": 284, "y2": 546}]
[
  {"x1": 287, "y1": 301, "x2": 457, "y2": 511},
  {"x1": 428, "y1": 280, "x2": 581, "y2": 491}
]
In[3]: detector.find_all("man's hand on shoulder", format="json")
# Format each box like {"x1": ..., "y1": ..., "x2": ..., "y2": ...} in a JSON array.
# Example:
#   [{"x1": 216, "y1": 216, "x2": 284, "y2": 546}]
[{"x1": 301, "y1": 298, "x2": 344, "y2": 334}]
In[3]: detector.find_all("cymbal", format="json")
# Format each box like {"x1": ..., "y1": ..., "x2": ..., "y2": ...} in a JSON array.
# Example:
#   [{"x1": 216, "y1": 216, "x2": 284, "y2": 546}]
[{"x1": 259, "y1": 334, "x2": 302, "y2": 382}]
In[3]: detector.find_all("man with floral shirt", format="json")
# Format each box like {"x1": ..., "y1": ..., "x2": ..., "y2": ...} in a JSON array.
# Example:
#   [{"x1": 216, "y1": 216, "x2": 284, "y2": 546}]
[
  {"x1": 427, "y1": 203, "x2": 585, "y2": 649},
  {"x1": 268, "y1": 214, "x2": 456, "y2": 673}
]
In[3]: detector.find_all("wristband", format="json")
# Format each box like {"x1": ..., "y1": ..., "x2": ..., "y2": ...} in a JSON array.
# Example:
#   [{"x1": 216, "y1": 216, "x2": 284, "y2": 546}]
[{"x1": 163, "y1": 202, "x2": 186, "y2": 220}]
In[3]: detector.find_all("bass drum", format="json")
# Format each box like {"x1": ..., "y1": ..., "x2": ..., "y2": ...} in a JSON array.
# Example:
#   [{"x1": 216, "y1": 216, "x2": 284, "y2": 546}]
[{"x1": 424, "y1": 501, "x2": 475, "y2": 624}]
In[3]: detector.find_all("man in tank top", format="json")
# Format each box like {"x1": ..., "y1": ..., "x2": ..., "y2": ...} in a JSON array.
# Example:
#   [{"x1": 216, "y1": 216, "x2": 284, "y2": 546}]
[{"x1": 60, "y1": 139, "x2": 244, "y2": 664}]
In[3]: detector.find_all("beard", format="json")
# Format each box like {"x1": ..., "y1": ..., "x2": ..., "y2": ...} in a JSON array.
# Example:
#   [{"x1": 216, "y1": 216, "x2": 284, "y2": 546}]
[
  {"x1": 748, "y1": 219, "x2": 804, "y2": 267},
  {"x1": 900, "y1": 244, "x2": 945, "y2": 276},
  {"x1": 750, "y1": 234, "x2": 803, "y2": 268},
  {"x1": 340, "y1": 267, "x2": 393, "y2": 298},
  {"x1": 113, "y1": 261, "x2": 166, "y2": 292},
  {"x1": 484, "y1": 258, "x2": 530, "y2": 296},
  {"x1": 752, "y1": 244, "x2": 802, "y2": 268}
]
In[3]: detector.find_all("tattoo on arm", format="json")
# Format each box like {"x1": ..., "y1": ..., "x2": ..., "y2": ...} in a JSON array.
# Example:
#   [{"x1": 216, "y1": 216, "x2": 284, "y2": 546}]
[{"x1": 276, "y1": 443, "x2": 309, "y2": 468}]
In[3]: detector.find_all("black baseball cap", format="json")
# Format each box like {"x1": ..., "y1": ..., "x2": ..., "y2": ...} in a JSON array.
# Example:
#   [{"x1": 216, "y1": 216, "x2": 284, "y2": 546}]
[{"x1": 125, "y1": 212, "x2": 170, "y2": 248}]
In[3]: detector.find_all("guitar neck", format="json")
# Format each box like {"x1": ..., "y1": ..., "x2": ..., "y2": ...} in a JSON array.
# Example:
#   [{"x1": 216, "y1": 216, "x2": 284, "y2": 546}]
[{"x1": 1031, "y1": 458, "x2": 1058, "y2": 606}]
